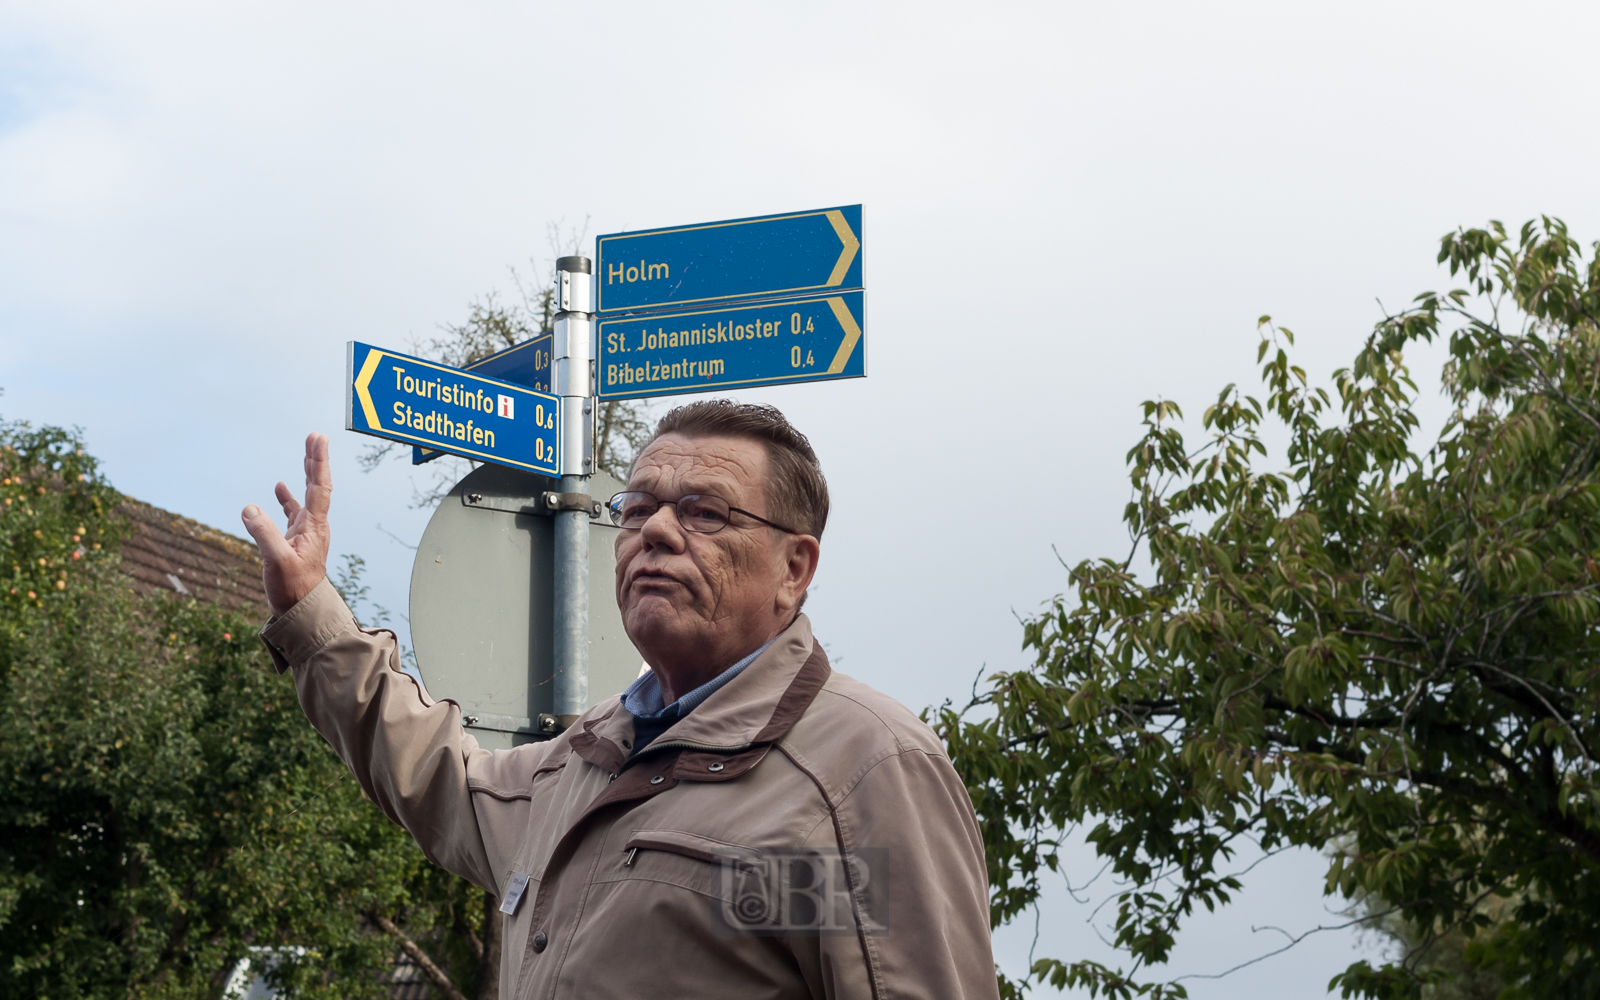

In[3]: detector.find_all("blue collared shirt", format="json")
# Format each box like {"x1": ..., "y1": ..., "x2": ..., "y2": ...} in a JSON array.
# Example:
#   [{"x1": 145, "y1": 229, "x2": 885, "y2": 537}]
[{"x1": 621, "y1": 638, "x2": 776, "y2": 755}]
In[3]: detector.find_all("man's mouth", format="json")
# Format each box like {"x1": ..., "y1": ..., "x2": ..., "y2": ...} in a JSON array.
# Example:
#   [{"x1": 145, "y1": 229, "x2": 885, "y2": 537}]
[{"x1": 630, "y1": 569, "x2": 680, "y2": 588}]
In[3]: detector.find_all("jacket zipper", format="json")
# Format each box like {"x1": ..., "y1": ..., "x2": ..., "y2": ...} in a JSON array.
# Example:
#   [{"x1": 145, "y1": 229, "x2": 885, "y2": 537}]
[{"x1": 621, "y1": 842, "x2": 759, "y2": 873}]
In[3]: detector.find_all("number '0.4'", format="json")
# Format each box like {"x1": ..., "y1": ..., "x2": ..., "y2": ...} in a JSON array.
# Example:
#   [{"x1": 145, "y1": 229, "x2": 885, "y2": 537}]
[{"x1": 790, "y1": 313, "x2": 815, "y2": 335}]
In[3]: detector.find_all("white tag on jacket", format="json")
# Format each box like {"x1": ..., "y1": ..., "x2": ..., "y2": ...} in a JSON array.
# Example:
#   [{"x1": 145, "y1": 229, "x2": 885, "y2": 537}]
[{"x1": 499, "y1": 872, "x2": 531, "y2": 915}]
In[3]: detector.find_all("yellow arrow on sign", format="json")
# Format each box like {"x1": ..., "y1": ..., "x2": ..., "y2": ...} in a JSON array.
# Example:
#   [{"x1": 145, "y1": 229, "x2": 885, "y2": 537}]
[
  {"x1": 353, "y1": 347, "x2": 383, "y2": 430},
  {"x1": 824, "y1": 297, "x2": 862, "y2": 374},
  {"x1": 824, "y1": 210, "x2": 860, "y2": 287}
]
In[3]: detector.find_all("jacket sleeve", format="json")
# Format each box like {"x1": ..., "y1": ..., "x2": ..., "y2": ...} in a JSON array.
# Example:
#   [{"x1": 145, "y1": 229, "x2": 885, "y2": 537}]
[
  {"x1": 792, "y1": 744, "x2": 1001, "y2": 1000},
  {"x1": 260, "y1": 578, "x2": 539, "y2": 894}
]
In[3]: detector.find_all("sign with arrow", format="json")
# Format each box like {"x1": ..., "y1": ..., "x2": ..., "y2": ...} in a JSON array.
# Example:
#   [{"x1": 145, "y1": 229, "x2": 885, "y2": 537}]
[
  {"x1": 345, "y1": 341, "x2": 561, "y2": 476},
  {"x1": 595, "y1": 291, "x2": 864, "y2": 400},
  {"x1": 412, "y1": 333, "x2": 553, "y2": 465},
  {"x1": 596, "y1": 205, "x2": 862, "y2": 314}
]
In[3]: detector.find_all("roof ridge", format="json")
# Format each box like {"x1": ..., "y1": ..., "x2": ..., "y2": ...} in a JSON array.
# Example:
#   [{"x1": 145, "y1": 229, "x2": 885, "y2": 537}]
[
  {"x1": 118, "y1": 495, "x2": 263, "y2": 562},
  {"x1": 113, "y1": 495, "x2": 270, "y2": 617}
]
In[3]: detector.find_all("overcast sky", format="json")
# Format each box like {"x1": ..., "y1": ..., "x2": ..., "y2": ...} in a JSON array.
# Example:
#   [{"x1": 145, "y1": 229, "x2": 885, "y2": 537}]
[{"x1": 4, "y1": 2, "x2": 1599, "y2": 995}]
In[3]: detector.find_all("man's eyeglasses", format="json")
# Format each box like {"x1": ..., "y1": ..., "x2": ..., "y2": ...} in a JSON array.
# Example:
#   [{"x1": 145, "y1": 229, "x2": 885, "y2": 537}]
[{"x1": 606, "y1": 491, "x2": 799, "y2": 535}]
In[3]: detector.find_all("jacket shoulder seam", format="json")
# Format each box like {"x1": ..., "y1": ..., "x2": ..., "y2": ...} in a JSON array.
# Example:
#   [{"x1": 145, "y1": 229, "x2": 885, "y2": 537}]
[
  {"x1": 832, "y1": 745, "x2": 949, "y2": 812},
  {"x1": 788, "y1": 740, "x2": 948, "y2": 815},
  {"x1": 811, "y1": 682, "x2": 945, "y2": 757}
]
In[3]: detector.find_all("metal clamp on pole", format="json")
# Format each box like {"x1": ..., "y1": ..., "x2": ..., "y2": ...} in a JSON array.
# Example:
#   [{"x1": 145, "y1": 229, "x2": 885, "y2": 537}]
[
  {"x1": 542, "y1": 492, "x2": 602, "y2": 516},
  {"x1": 550, "y1": 256, "x2": 594, "y2": 729},
  {"x1": 460, "y1": 491, "x2": 601, "y2": 519}
]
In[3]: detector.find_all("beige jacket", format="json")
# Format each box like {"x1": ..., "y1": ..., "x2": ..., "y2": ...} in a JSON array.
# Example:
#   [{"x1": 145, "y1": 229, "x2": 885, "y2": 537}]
[{"x1": 263, "y1": 580, "x2": 998, "y2": 999}]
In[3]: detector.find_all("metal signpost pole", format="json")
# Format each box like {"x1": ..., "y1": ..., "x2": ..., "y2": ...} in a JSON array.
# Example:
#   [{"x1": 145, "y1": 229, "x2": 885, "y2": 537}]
[{"x1": 551, "y1": 256, "x2": 595, "y2": 727}]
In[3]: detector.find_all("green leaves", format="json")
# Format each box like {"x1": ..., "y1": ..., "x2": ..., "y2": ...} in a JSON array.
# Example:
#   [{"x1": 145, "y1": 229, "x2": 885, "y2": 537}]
[
  {"x1": 0, "y1": 421, "x2": 492, "y2": 1000},
  {"x1": 940, "y1": 218, "x2": 1600, "y2": 998}
]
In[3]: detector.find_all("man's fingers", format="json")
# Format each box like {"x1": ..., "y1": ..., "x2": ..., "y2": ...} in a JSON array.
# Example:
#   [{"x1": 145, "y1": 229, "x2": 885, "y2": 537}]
[
  {"x1": 241, "y1": 503, "x2": 296, "y2": 564},
  {"x1": 275, "y1": 481, "x2": 304, "y2": 521},
  {"x1": 303, "y1": 432, "x2": 333, "y2": 519},
  {"x1": 245, "y1": 436, "x2": 334, "y2": 616}
]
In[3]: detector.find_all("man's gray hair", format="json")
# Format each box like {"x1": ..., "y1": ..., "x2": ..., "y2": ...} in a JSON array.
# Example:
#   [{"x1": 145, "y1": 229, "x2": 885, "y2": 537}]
[{"x1": 640, "y1": 399, "x2": 829, "y2": 539}]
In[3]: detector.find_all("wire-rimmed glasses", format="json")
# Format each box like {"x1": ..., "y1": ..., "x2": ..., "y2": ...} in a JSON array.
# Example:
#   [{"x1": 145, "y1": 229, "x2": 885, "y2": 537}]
[{"x1": 606, "y1": 491, "x2": 798, "y2": 535}]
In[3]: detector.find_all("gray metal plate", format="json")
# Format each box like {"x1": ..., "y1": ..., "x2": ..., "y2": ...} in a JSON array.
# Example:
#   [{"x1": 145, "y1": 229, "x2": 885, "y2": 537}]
[{"x1": 409, "y1": 464, "x2": 640, "y2": 750}]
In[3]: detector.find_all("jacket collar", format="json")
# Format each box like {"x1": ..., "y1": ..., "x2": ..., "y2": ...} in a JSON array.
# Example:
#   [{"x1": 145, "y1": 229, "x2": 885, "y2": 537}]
[{"x1": 571, "y1": 614, "x2": 830, "y2": 770}]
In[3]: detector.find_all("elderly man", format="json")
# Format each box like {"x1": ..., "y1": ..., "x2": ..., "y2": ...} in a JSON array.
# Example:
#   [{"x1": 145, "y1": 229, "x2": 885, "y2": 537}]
[{"x1": 242, "y1": 400, "x2": 997, "y2": 999}]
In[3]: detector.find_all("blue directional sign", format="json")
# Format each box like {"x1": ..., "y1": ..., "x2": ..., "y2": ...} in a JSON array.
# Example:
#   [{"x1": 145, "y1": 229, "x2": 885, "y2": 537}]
[
  {"x1": 346, "y1": 341, "x2": 560, "y2": 476},
  {"x1": 596, "y1": 292, "x2": 865, "y2": 401},
  {"x1": 413, "y1": 333, "x2": 552, "y2": 465},
  {"x1": 596, "y1": 205, "x2": 861, "y2": 314}
]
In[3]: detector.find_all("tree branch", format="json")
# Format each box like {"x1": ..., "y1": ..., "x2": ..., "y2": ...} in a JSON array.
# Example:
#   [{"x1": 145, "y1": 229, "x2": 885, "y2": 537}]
[{"x1": 368, "y1": 913, "x2": 469, "y2": 1000}]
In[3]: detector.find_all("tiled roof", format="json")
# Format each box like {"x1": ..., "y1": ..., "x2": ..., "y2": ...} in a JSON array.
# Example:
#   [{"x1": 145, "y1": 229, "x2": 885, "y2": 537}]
[{"x1": 116, "y1": 498, "x2": 272, "y2": 620}]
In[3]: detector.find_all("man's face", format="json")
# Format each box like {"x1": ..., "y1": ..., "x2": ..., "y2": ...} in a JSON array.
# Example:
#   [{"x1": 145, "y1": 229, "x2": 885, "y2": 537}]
[{"x1": 614, "y1": 433, "x2": 807, "y2": 671}]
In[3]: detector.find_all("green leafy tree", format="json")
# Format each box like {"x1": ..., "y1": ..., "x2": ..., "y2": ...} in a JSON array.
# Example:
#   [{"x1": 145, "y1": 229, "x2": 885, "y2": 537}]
[
  {"x1": 936, "y1": 218, "x2": 1600, "y2": 999},
  {"x1": 0, "y1": 421, "x2": 499, "y2": 999},
  {"x1": 1351, "y1": 879, "x2": 1509, "y2": 1000}
]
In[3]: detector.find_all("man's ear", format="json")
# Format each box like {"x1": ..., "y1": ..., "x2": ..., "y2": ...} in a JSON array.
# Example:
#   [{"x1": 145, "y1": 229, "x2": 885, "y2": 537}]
[{"x1": 775, "y1": 534, "x2": 821, "y2": 615}]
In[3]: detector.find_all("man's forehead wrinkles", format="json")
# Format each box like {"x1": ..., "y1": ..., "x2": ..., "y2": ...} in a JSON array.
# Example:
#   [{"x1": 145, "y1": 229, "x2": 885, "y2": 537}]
[
  {"x1": 629, "y1": 436, "x2": 766, "y2": 499},
  {"x1": 642, "y1": 449, "x2": 754, "y2": 476},
  {"x1": 629, "y1": 464, "x2": 744, "y2": 495}
]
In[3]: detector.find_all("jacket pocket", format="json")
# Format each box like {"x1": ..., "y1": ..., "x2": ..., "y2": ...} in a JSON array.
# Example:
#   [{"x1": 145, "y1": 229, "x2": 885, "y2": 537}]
[
  {"x1": 622, "y1": 829, "x2": 762, "y2": 868},
  {"x1": 621, "y1": 831, "x2": 842, "y2": 934},
  {"x1": 600, "y1": 829, "x2": 764, "y2": 904}
]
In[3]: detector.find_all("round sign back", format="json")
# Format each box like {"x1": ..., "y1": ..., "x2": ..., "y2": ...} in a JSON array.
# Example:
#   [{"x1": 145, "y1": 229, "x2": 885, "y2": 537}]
[{"x1": 409, "y1": 463, "x2": 641, "y2": 749}]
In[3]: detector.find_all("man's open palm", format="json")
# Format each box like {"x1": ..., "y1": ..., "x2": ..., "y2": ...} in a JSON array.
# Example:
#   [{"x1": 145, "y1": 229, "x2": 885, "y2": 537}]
[{"x1": 242, "y1": 432, "x2": 332, "y2": 616}]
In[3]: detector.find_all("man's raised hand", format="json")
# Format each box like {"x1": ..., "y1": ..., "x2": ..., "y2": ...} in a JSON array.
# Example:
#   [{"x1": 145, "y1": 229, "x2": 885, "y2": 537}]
[{"x1": 242, "y1": 432, "x2": 333, "y2": 617}]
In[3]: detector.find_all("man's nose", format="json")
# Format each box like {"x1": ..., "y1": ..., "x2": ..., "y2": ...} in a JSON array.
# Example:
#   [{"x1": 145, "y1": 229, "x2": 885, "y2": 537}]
[{"x1": 638, "y1": 502, "x2": 685, "y2": 549}]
